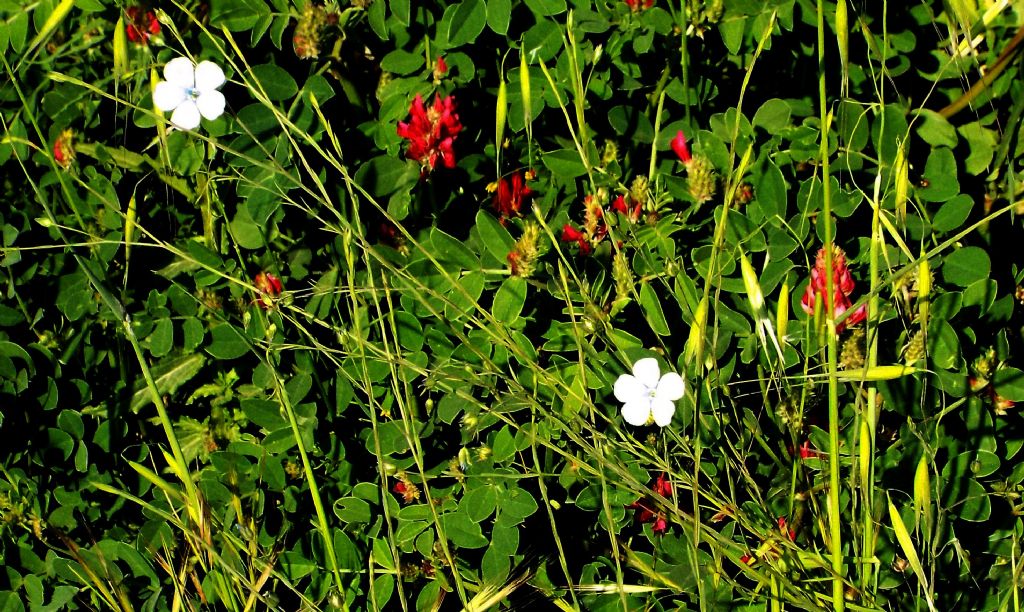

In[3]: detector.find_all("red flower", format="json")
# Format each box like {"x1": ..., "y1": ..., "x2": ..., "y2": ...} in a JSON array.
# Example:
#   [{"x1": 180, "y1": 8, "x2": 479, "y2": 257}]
[
  {"x1": 627, "y1": 474, "x2": 672, "y2": 534},
  {"x1": 624, "y1": 0, "x2": 654, "y2": 10},
  {"x1": 397, "y1": 94, "x2": 463, "y2": 173},
  {"x1": 433, "y1": 56, "x2": 448, "y2": 82},
  {"x1": 800, "y1": 246, "x2": 866, "y2": 332},
  {"x1": 777, "y1": 516, "x2": 795, "y2": 541},
  {"x1": 493, "y1": 171, "x2": 533, "y2": 219},
  {"x1": 254, "y1": 271, "x2": 283, "y2": 309},
  {"x1": 561, "y1": 224, "x2": 591, "y2": 255},
  {"x1": 798, "y1": 441, "x2": 825, "y2": 460},
  {"x1": 652, "y1": 473, "x2": 672, "y2": 497},
  {"x1": 125, "y1": 7, "x2": 160, "y2": 45},
  {"x1": 53, "y1": 129, "x2": 74, "y2": 169},
  {"x1": 671, "y1": 130, "x2": 691, "y2": 164}
]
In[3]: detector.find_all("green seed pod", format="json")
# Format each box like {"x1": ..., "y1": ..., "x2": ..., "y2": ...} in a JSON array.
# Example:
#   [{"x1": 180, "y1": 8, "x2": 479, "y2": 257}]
[
  {"x1": 685, "y1": 296, "x2": 708, "y2": 365},
  {"x1": 836, "y1": 0, "x2": 849, "y2": 89},
  {"x1": 520, "y1": 49, "x2": 532, "y2": 131},
  {"x1": 114, "y1": 15, "x2": 129, "y2": 80},
  {"x1": 776, "y1": 280, "x2": 790, "y2": 343},
  {"x1": 917, "y1": 255, "x2": 931, "y2": 328},
  {"x1": 495, "y1": 75, "x2": 508, "y2": 153},
  {"x1": 858, "y1": 418, "x2": 870, "y2": 491},
  {"x1": 914, "y1": 454, "x2": 932, "y2": 537},
  {"x1": 894, "y1": 140, "x2": 909, "y2": 223}
]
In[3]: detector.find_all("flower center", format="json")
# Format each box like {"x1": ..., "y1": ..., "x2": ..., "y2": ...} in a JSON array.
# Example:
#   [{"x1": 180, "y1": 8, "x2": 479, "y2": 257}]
[{"x1": 186, "y1": 86, "x2": 201, "y2": 100}]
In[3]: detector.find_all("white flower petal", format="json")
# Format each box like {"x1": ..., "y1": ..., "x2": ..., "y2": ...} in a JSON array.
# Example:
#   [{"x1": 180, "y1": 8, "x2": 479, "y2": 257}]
[
  {"x1": 614, "y1": 374, "x2": 646, "y2": 403},
  {"x1": 621, "y1": 399, "x2": 652, "y2": 426},
  {"x1": 656, "y1": 372, "x2": 685, "y2": 401},
  {"x1": 163, "y1": 57, "x2": 195, "y2": 89},
  {"x1": 195, "y1": 90, "x2": 225, "y2": 120},
  {"x1": 632, "y1": 357, "x2": 661, "y2": 388},
  {"x1": 194, "y1": 61, "x2": 226, "y2": 92},
  {"x1": 650, "y1": 397, "x2": 676, "y2": 427},
  {"x1": 153, "y1": 82, "x2": 187, "y2": 112},
  {"x1": 170, "y1": 101, "x2": 201, "y2": 130}
]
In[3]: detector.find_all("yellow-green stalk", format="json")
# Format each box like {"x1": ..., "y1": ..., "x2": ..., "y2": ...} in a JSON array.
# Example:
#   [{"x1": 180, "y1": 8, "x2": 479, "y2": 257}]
[{"x1": 817, "y1": 0, "x2": 844, "y2": 606}]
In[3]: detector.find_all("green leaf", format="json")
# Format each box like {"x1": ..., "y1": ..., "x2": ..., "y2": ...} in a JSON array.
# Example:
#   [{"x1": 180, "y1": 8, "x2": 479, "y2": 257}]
[
  {"x1": 522, "y1": 19, "x2": 562, "y2": 62},
  {"x1": 372, "y1": 575, "x2": 395, "y2": 608},
  {"x1": 353, "y1": 155, "x2": 419, "y2": 197},
  {"x1": 640, "y1": 283, "x2": 670, "y2": 336},
  {"x1": 334, "y1": 497, "x2": 372, "y2": 523},
  {"x1": 942, "y1": 246, "x2": 990, "y2": 288},
  {"x1": 366, "y1": 0, "x2": 387, "y2": 39},
  {"x1": 752, "y1": 98, "x2": 791, "y2": 132},
  {"x1": 279, "y1": 551, "x2": 316, "y2": 581},
  {"x1": 918, "y1": 147, "x2": 959, "y2": 203},
  {"x1": 207, "y1": 323, "x2": 250, "y2": 360},
  {"x1": 250, "y1": 64, "x2": 298, "y2": 101},
  {"x1": 994, "y1": 367, "x2": 1024, "y2": 401},
  {"x1": 493, "y1": 277, "x2": 526, "y2": 323},
  {"x1": 442, "y1": 510, "x2": 489, "y2": 548},
  {"x1": 499, "y1": 487, "x2": 538, "y2": 521},
  {"x1": 486, "y1": 0, "x2": 511, "y2": 34},
  {"x1": 755, "y1": 160, "x2": 787, "y2": 220},
  {"x1": 446, "y1": 0, "x2": 486, "y2": 48},
  {"x1": 931, "y1": 195, "x2": 972, "y2": 233},
  {"x1": 463, "y1": 485, "x2": 499, "y2": 522},
  {"x1": 209, "y1": 0, "x2": 270, "y2": 31},
  {"x1": 958, "y1": 121, "x2": 997, "y2": 176},
  {"x1": 523, "y1": 0, "x2": 566, "y2": 16},
  {"x1": 380, "y1": 49, "x2": 423, "y2": 75},
  {"x1": 130, "y1": 354, "x2": 206, "y2": 413},
  {"x1": 914, "y1": 109, "x2": 957, "y2": 148},
  {"x1": 430, "y1": 228, "x2": 480, "y2": 270},
  {"x1": 391, "y1": 0, "x2": 410, "y2": 25},
  {"x1": 476, "y1": 209, "x2": 515, "y2": 264},
  {"x1": 372, "y1": 536, "x2": 395, "y2": 571},
  {"x1": 542, "y1": 149, "x2": 588, "y2": 179},
  {"x1": 148, "y1": 318, "x2": 174, "y2": 358},
  {"x1": 928, "y1": 320, "x2": 960, "y2": 371},
  {"x1": 491, "y1": 426, "x2": 516, "y2": 462}
]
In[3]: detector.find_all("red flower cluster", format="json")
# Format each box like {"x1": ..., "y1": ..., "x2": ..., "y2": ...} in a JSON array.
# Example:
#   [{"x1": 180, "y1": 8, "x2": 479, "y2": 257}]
[
  {"x1": 611, "y1": 194, "x2": 642, "y2": 223},
  {"x1": 627, "y1": 473, "x2": 672, "y2": 534},
  {"x1": 625, "y1": 0, "x2": 654, "y2": 11},
  {"x1": 800, "y1": 246, "x2": 866, "y2": 332},
  {"x1": 561, "y1": 193, "x2": 621, "y2": 255},
  {"x1": 397, "y1": 94, "x2": 462, "y2": 173},
  {"x1": 254, "y1": 271, "x2": 283, "y2": 309},
  {"x1": 125, "y1": 7, "x2": 160, "y2": 45},
  {"x1": 492, "y1": 170, "x2": 533, "y2": 220}
]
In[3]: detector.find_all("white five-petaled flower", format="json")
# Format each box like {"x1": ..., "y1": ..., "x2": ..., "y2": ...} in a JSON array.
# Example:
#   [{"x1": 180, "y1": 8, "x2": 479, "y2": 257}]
[
  {"x1": 153, "y1": 57, "x2": 226, "y2": 130},
  {"x1": 614, "y1": 357, "x2": 685, "y2": 427}
]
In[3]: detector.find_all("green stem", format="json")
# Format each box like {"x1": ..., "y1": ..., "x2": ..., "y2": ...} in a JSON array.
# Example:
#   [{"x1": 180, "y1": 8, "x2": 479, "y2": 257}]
[
  {"x1": 818, "y1": 0, "x2": 845, "y2": 609},
  {"x1": 274, "y1": 370, "x2": 345, "y2": 607}
]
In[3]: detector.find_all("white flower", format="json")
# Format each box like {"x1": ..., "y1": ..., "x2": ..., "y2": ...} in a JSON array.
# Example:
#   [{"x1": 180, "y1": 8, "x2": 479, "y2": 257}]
[
  {"x1": 153, "y1": 56, "x2": 226, "y2": 130},
  {"x1": 614, "y1": 357, "x2": 684, "y2": 427}
]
